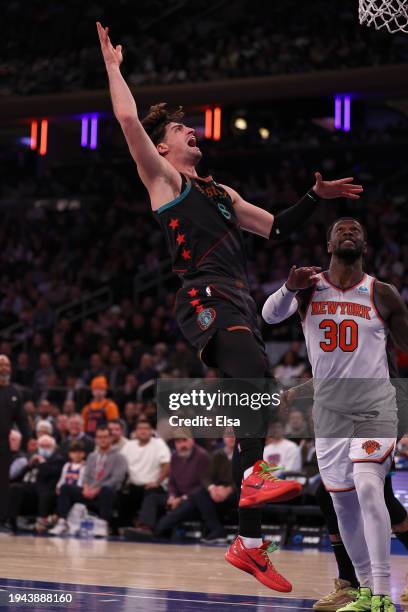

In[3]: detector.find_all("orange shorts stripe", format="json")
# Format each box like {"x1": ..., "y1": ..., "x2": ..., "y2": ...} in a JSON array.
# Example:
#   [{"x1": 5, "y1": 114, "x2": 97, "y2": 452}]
[
  {"x1": 227, "y1": 325, "x2": 251, "y2": 332},
  {"x1": 325, "y1": 485, "x2": 356, "y2": 493}
]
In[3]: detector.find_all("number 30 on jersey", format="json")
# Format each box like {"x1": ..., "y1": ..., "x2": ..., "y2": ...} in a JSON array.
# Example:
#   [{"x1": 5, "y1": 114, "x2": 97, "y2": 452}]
[{"x1": 319, "y1": 319, "x2": 358, "y2": 352}]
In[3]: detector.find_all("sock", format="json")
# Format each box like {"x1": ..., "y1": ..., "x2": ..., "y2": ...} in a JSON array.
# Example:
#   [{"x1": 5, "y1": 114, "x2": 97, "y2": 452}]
[
  {"x1": 354, "y1": 463, "x2": 391, "y2": 597},
  {"x1": 240, "y1": 536, "x2": 263, "y2": 548},
  {"x1": 330, "y1": 490, "x2": 373, "y2": 589},
  {"x1": 243, "y1": 466, "x2": 253, "y2": 480},
  {"x1": 396, "y1": 530, "x2": 408, "y2": 550},
  {"x1": 331, "y1": 541, "x2": 359, "y2": 587}
]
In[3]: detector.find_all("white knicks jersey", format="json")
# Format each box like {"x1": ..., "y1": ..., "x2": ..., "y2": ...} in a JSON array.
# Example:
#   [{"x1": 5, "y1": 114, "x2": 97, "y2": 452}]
[{"x1": 301, "y1": 272, "x2": 389, "y2": 379}]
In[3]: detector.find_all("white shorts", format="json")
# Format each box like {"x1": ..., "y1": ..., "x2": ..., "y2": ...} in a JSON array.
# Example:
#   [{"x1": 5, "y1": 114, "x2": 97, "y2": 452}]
[{"x1": 315, "y1": 437, "x2": 396, "y2": 492}]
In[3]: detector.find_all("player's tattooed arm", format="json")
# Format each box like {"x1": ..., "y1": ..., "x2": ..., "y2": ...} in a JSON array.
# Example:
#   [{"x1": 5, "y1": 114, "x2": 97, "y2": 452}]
[
  {"x1": 96, "y1": 22, "x2": 179, "y2": 194},
  {"x1": 375, "y1": 281, "x2": 408, "y2": 353}
]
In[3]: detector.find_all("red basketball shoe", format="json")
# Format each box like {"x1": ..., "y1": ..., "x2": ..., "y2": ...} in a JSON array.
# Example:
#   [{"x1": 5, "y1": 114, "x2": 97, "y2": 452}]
[
  {"x1": 225, "y1": 536, "x2": 292, "y2": 592},
  {"x1": 239, "y1": 460, "x2": 302, "y2": 508}
]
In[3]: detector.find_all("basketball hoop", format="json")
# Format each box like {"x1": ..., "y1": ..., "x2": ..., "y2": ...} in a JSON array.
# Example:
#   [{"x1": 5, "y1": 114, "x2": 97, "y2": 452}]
[{"x1": 359, "y1": 0, "x2": 408, "y2": 33}]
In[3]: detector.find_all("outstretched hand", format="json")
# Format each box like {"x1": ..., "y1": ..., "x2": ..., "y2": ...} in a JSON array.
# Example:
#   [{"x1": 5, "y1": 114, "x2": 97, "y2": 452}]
[
  {"x1": 312, "y1": 172, "x2": 363, "y2": 200},
  {"x1": 286, "y1": 265, "x2": 321, "y2": 291},
  {"x1": 96, "y1": 21, "x2": 123, "y2": 68}
]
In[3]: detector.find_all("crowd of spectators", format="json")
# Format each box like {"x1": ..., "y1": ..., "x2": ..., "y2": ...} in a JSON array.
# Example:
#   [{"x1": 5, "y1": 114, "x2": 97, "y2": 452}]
[
  {"x1": 2, "y1": 0, "x2": 408, "y2": 97},
  {"x1": 1, "y1": 139, "x2": 408, "y2": 396},
  {"x1": 7, "y1": 381, "x2": 408, "y2": 539}
]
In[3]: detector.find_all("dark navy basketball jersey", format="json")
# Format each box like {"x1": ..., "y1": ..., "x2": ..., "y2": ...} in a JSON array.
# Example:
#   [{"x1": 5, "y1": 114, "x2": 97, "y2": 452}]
[{"x1": 155, "y1": 175, "x2": 249, "y2": 285}]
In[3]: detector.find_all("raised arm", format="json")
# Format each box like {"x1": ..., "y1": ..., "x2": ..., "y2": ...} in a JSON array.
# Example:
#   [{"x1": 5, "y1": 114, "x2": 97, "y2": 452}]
[
  {"x1": 262, "y1": 266, "x2": 321, "y2": 324},
  {"x1": 375, "y1": 281, "x2": 408, "y2": 353},
  {"x1": 96, "y1": 22, "x2": 178, "y2": 194},
  {"x1": 221, "y1": 172, "x2": 363, "y2": 239}
]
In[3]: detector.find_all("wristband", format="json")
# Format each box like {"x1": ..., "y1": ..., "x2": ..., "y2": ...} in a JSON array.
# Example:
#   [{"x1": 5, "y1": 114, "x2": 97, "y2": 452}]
[{"x1": 270, "y1": 188, "x2": 321, "y2": 240}]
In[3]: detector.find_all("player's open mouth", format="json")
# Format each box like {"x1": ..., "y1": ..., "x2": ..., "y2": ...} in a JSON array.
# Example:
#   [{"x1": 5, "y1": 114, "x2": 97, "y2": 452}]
[
  {"x1": 341, "y1": 239, "x2": 355, "y2": 246},
  {"x1": 187, "y1": 136, "x2": 197, "y2": 147}
]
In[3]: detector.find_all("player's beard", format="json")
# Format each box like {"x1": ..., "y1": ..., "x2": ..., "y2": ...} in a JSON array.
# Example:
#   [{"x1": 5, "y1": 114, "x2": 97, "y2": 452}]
[{"x1": 333, "y1": 244, "x2": 364, "y2": 264}]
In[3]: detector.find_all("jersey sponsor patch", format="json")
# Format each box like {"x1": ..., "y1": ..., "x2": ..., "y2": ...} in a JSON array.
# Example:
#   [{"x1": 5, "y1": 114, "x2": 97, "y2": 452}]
[
  {"x1": 362, "y1": 440, "x2": 381, "y2": 455},
  {"x1": 197, "y1": 307, "x2": 216, "y2": 331},
  {"x1": 358, "y1": 285, "x2": 369, "y2": 293}
]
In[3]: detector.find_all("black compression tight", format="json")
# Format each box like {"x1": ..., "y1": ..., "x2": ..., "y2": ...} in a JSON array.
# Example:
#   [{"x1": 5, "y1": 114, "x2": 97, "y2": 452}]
[{"x1": 209, "y1": 329, "x2": 272, "y2": 538}]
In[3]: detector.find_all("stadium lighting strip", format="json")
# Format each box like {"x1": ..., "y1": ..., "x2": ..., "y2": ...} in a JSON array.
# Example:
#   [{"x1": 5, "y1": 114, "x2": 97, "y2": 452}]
[
  {"x1": 30, "y1": 121, "x2": 38, "y2": 151},
  {"x1": 30, "y1": 119, "x2": 48, "y2": 155},
  {"x1": 204, "y1": 107, "x2": 222, "y2": 140},
  {"x1": 81, "y1": 115, "x2": 99, "y2": 149},
  {"x1": 334, "y1": 96, "x2": 351, "y2": 132},
  {"x1": 39, "y1": 120, "x2": 48, "y2": 155}
]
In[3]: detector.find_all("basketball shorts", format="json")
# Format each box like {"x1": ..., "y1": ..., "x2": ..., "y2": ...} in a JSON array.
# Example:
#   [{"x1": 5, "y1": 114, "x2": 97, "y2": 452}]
[
  {"x1": 175, "y1": 278, "x2": 265, "y2": 367},
  {"x1": 316, "y1": 437, "x2": 396, "y2": 492},
  {"x1": 313, "y1": 402, "x2": 397, "y2": 490}
]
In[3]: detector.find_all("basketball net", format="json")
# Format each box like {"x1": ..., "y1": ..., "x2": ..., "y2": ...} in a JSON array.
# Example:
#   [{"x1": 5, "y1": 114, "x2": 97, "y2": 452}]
[{"x1": 359, "y1": 0, "x2": 408, "y2": 33}]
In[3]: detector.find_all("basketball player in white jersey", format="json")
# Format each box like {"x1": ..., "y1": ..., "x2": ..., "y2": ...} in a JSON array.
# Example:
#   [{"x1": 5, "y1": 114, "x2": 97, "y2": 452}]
[{"x1": 262, "y1": 217, "x2": 408, "y2": 612}]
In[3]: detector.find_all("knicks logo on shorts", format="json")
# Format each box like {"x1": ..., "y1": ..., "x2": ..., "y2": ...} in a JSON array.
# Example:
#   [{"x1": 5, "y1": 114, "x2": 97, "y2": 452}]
[
  {"x1": 197, "y1": 308, "x2": 216, "y2": 331},
  {"x1": 362, "y1": 440, "x2": 381, "y2": 455}
]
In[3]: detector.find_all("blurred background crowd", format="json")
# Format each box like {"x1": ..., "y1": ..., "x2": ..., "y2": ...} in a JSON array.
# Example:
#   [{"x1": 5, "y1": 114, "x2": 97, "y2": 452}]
[{"x1": 2, "y1": 0, "x2": 407, "y2": 96}]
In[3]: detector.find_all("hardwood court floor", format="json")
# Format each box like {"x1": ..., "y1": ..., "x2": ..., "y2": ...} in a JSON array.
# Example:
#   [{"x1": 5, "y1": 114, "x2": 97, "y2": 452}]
[{"x1": 0, "y1": 536, "x2": 406, "y2": 610}]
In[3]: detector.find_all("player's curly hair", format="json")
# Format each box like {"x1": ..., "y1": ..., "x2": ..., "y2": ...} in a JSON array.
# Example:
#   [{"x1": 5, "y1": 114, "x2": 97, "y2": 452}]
[{"x1": 141, "y1": 102, "x2": 184, "y2": 145}]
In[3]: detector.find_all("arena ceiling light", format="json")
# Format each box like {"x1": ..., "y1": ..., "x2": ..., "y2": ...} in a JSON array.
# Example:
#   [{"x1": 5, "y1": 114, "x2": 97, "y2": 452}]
[
  {"x1": 259, "y1": 127, "x2": 270, "y2": 140},
  {"x1": 234, "y1": 117, "x2": 247, "y2": 130}
]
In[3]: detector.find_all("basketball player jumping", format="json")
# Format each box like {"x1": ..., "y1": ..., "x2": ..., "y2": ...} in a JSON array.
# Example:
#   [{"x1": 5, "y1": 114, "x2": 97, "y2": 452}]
[
  {"x1": 97, "y1": 22, "x2": 363, "y2": 592},
  {"x1": 262, "y1": 217, "x2": 408, "y2": 611}
]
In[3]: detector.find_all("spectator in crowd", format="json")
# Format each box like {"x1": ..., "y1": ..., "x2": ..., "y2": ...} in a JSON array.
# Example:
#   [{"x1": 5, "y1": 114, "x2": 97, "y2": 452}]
[
  {"x1": 60, "y1": 375, "x2": 85, "y2": 412},
  {"x1": 14, "y1": 352, "x2": 34, "y2": 388},
  {"x1": 108, "y1": 350, "x2": 127, "y2": 389},
  {"x1": 81, "y1": 376, "x2": 119, "y2": 436},
  {"x1": 123, "y1": 402, "x2": 139, "y2": 437},
  {"x1": 135, "y1": 353, "x2": 158, "y2": 385},
  {"x1": 115, "y1": 374, "x2": 139, "y2": 410},
  {"x1": 197, "y1": 432, "x2": 237, "y2": 542},
  {"x1": 36, "y1": 419, "x2": 54, "y2": 438},
  {"x1": 23, "y1": 401, "x2": 37, "y2": 434},
  {"x1": 7, "y1": 434, "x2": 65, "y2": 533},
  {"x1": 81, "y1": 353, "x2": 107, "y2": 386},
  {"x1": 120, "y1": 419, "x2": 171, "y2": 534},
  {"x1": 60, "y1": 414, "x2": 94, "y2": 457},
  {"x1": 33, "y1": 353, "x2": 55, "y2": 396},
  {"x1": 273, "y1": 348, "x2": 306, "y2": 388},
  {"x1": 35, "y1": 400, "x2": 54, "y2": 426},
  {"x1": 55, "y1": 441, "x2": 86, "y2": 493},
  {"x1": 9, "y1": 430, "x2": 28, "y2": 483},
  {"x1": 62, "y1": 399, "x2": 77, "y2": 417},
  {"x1": 108, "y1": 419, "x2": 128, "y2": 451},
  {"x1": 55, "y1": 414, "x2": 69, "y2": 445},
  {"x1": 264, "y1": 421, "x2": 302, "y2": 475},
  {"x1": 154, "y1": 431, "x2": 210, "y2": 538},
  {"x1": 285, "y1": 410, "x2": 310, "y2": 439},
  {"x1": 167, "y1": 341, "x2": 203, "y2": 377},
  {"x1": 49, "y1": 426, "x2": 127, "y2": 535}
]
